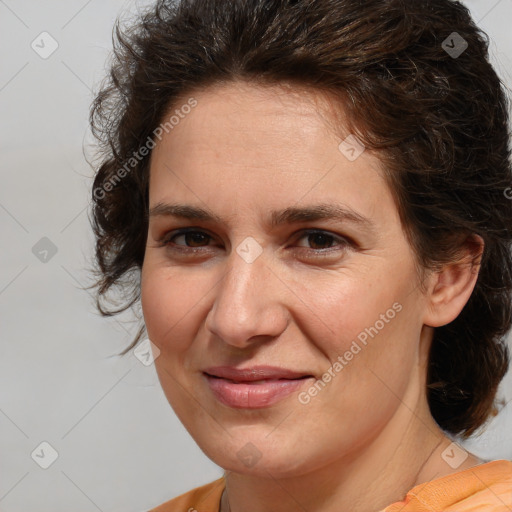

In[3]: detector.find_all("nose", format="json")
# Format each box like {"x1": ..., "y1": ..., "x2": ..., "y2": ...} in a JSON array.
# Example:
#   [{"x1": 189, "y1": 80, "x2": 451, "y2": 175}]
[{"x1": 204, "y1": 244, "x2": 289, "y2": 349}]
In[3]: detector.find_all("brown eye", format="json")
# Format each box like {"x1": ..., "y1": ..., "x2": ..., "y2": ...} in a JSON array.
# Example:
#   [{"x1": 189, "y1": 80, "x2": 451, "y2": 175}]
[
  {"x1": 295, "y1": 230, "x2": 350, "y2": 252},
  {"x1": 161, "y1": 229, "x2": 214, "y2": 249},
  {"x1": 304, "y1": 232, "x2": 336, "y2": 250},
  {"x1": 175, "y1": 231, "x2": 211, "y2": 247}
]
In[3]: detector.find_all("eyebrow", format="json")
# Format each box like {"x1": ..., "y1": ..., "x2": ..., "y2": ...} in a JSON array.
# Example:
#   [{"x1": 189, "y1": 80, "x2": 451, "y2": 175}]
[{"x1": 148, "y1": 202, "x2": 374, "y2": 232}]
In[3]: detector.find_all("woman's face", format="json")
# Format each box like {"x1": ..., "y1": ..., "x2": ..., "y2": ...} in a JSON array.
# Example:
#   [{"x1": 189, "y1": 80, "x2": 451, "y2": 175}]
[{"x1": 141, "y1": 81, "x2": 432, "y2": 476}]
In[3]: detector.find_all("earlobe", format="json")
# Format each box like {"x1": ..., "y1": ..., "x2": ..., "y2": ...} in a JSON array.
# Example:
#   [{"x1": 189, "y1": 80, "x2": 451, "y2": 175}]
[{"x1": 423, "y1": 235, "x2": 484, "y2": 328}]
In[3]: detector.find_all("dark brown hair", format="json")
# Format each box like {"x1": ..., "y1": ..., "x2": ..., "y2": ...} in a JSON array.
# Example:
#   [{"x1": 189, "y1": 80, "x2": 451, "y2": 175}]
[{"x1": 88, "y1": 0, "x2": 512, "y2": 439}]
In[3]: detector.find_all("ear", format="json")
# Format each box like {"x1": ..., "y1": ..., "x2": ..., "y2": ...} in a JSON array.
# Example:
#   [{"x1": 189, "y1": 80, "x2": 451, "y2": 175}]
[{"x1": 423, "y1": 235, "x2": 484, "y2": 328}]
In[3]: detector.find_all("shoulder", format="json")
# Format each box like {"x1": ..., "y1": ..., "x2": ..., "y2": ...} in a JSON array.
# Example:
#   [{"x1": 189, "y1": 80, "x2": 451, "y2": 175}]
[
  {"x1": 147, "y1": 476, "x2": 226, "y2": 512},
  {"x1": 385, "y1": 459, "x2": 512, "y2": 512},
  {"x1": 464, "y1": 459, "x2": 512, "y2": 510}
]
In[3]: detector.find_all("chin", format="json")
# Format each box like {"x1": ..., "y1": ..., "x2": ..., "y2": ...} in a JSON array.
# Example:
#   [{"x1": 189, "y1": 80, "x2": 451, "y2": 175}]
[{"x1": 200, "y1": 433, "x2": 314, "y2": 478}]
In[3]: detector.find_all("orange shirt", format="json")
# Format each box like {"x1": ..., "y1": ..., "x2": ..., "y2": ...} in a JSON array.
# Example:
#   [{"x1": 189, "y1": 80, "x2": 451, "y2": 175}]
[{"x1": 148, "y1": 459, "x2": 512, "y2": 512}]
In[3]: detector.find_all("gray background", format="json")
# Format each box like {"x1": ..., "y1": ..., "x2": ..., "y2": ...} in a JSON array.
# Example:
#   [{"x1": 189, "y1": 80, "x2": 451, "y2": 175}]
[{"x1": 1, "y1": 1, "x2": 511, "y2": 511}]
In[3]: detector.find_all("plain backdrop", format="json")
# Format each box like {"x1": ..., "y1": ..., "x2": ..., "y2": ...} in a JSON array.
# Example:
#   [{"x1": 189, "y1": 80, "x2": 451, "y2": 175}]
[{"x1": 1, "y1": 1, "x2": 512, "y2": 511}]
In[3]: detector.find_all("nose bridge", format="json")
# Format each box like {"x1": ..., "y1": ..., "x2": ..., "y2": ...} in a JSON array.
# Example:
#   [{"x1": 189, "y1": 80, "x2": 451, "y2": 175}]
[{"x1": 205, "y1": 241, "x2": 287, "y2": 346}]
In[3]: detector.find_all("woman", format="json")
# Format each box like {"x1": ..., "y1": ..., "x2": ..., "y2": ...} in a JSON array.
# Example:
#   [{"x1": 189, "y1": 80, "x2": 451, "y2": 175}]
[{"x1": 88, "y1": 0, "x2": 512, "y2": 510}]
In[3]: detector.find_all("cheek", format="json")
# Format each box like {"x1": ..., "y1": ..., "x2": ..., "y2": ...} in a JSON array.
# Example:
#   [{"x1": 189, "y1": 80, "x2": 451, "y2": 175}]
[
  {"x1": 305, "y1": 270, "x2": 420, "y2": 395},
  {"x1": 296, "y1": 288, "x2": 419, "y2": 446},
  {"x1": 304, "y1": 273, "x2": 398, "y2": 354},
  {"x1": 140, "y1": 265, "x2": 201, "y2": 352}
]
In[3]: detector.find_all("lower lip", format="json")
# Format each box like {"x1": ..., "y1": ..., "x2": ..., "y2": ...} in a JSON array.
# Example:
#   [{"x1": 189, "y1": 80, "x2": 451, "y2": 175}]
[{"x1": 204, "y1": 374, "x2": 313, "y2": 409}]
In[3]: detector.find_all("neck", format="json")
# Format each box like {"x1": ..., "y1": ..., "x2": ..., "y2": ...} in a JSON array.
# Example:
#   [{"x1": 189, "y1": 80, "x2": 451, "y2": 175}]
[{"x1": 219, "y1": 382, "x2": 482, "y2": 512}]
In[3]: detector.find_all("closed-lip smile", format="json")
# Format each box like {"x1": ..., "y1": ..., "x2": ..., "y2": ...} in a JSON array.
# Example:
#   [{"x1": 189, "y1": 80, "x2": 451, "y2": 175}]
[{"x1": 202, "y1": 365, "x2": 315, "y2": 408}]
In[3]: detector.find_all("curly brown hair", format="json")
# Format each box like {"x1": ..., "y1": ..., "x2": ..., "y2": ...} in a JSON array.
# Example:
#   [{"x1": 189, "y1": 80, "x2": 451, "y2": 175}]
[{"x1": 88, "y1": 0, "x2": 512, "y2": 439}]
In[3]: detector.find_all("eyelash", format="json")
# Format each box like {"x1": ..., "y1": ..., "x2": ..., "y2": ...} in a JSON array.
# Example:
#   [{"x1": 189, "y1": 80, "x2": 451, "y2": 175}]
[{"x1": 158, "y1": 228, "x2": 352, "y2": 257}]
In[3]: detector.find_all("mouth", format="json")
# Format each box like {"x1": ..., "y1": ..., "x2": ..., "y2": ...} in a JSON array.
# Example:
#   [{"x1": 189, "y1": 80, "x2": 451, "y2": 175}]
[
  {"x1": 202, "y1": 365, "x2": 315, "y2": 381},
  {"x1": 204, "y1": 373, "x2": 313, "y2": 384},
  {"x1": 202, "y1": 367, "x2": 315, "y2": 408}
]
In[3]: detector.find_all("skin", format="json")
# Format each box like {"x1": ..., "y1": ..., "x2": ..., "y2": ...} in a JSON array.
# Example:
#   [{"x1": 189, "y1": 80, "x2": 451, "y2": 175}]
[{"x1": 141, "y1": 80, "x2": 484, "y2": 512}]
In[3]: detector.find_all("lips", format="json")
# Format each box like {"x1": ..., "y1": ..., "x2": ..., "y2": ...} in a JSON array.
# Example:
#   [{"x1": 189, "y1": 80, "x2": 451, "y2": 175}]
[
  {"x1": 203, "y1": 365, "x2": 313, "y2": 382},
  {"x1": 202, "y1": 365, "x2": 315, "y2": 408}
]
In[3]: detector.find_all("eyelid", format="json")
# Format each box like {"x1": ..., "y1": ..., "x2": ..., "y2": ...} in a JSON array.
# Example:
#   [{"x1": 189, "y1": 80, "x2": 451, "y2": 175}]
[
  {"x1": 296, "y1": 229, "x2": 351, "y2": 247},
  {"x1": 159, "y1": 227, "x2": 352, "y2": 252},
  {"x1": 158, "y1": 227, "x2": 216, "y2": 247}
]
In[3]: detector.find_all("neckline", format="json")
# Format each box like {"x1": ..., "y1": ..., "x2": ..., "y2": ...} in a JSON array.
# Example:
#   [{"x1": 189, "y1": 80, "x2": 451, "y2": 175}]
[
  {"x1": 383, "y1": 459, "x2": 512, "y2": 511},
  {"x1": 217, "y1": 459, "x2": 512, "y2": 511},
  {"x1": 404, "y1": 458, "x2": 510, "y2": 490}
]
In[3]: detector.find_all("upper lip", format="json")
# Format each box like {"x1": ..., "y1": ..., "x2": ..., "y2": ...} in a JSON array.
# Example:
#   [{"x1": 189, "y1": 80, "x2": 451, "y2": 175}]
[{"x1": 203, "y1": 365, "x2": 314, "y2": 382}]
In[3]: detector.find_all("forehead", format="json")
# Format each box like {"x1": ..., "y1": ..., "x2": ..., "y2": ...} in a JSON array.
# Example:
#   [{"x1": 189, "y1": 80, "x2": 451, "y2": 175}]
[
  {"x1": 154, "y1": 79, "x2": 356, "y2": 159},
  {"x1": 147, "y1": 80, "x2": 394, "y2": 228}
]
